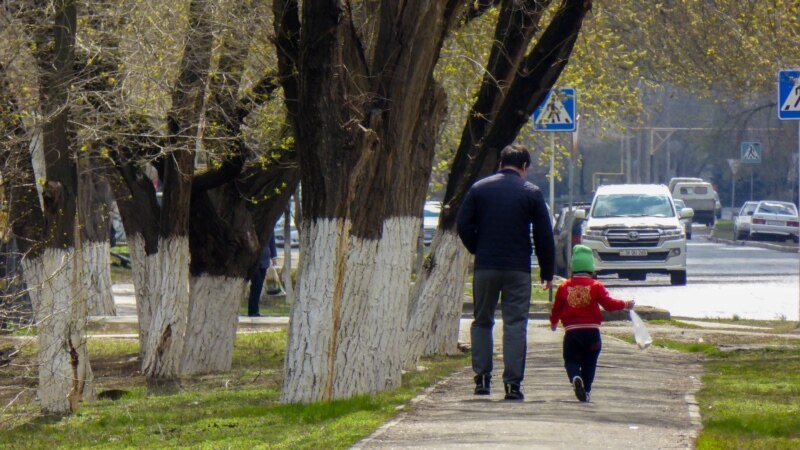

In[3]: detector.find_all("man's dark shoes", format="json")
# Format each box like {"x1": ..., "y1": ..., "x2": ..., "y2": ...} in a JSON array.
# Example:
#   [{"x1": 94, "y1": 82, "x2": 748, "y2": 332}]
[
  {"x1": 473, "y1": 374, "x2": 491, "y2": 395},
  {"x1": 573, "y1": 376, "x2": 587, "y2": 402},
  {"x1": 503, "y1": 384, "x2": 524, "y2": 400}
]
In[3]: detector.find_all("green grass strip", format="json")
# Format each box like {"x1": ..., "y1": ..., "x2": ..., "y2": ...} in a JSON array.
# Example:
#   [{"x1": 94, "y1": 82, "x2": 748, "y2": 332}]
[
  {"x1": 0, "y1": 332, "x2": 468, "y2": 449},
  {"x1": 696, "y1": 348, "x2": 800, "y2": 449}
]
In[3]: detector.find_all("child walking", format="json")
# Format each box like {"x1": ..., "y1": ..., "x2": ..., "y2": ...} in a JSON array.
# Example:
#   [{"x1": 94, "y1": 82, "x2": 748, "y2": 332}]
[{"x1": 549, "y1": 245, "x2": 634, "y2": 402}]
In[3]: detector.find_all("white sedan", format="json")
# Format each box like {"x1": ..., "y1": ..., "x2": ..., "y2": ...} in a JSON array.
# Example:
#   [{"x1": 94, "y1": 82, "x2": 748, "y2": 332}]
[
  {"x1": 733, "y1": 201, "x2": 759, "y2": 240},
  {"x1": 748, "y1": 200, "x2": 799, "y2": 242}
]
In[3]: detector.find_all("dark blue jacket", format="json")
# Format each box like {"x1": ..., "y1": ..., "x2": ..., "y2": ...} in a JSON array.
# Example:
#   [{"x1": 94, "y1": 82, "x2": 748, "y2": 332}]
[
  {"x1": 456, "y1": 169, "x2": 555, "y2": 280},
  {"x1": 258, "y1": 234, "x2": 278, "y2": 269}
]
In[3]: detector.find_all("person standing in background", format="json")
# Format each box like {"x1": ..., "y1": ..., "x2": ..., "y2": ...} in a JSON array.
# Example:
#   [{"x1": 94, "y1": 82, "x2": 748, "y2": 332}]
[
  {"x1": 457, "y1": 144, "x2": 555, "y2": 400},
  {"x1": 248, "y1": 234, "x2": 278, "y2": 317}
]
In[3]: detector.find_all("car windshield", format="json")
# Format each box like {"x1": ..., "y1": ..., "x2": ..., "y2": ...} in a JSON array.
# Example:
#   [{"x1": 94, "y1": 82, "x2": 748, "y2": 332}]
[
  {"x1": 756, "y1": 202, "x2": 797, "y2": 216},
  {"x1": 423, "y1": 208, "x2": 439, "y2": 217},
  {"x1": 592, "y1": 194, "x2": 674, "y2": 218}
]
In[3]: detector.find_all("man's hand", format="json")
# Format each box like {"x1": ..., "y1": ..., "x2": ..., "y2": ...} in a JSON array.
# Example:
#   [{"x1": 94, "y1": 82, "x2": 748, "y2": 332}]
[
  {"x1": 550, "y1": 324, "x2": 558, "y2": 332},
  {"x1": 626, "y1": 300, "x2": 636, "y2": 310},
  {"x1": 272, "y1": 258, "x2": 279, "y2": 267},
  {"x1": 542, "y1": 280, "x2": 552, "y2": 291}
]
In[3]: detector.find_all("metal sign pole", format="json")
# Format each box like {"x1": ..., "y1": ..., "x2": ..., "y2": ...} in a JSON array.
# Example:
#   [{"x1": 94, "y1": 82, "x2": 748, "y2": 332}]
[{"x1": 549, "y1": 133, "x2": 555, "y2": 218}]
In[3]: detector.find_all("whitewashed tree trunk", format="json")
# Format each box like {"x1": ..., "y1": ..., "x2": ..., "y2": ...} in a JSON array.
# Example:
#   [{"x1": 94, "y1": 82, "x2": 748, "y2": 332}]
[
  {"x1": 141, "y1": 236, "x2": 190, "y2": 379},
  {"x1": 181, "y1": 275, "x2": 246, "y2": 375},
  {"x1": 128, "y1": 234, "x2": 156, "y2": 357},
  {"x1": 22, "y1": 249, "x2": 94, "y2": 415},
  {"x1": 404, "y1": 230, "x2": 470, "y2": 369},
  {"x1": 81, "y1": 241, "x2": 115, "y2": 316},
  {"x1": 282, "y1": 217, "x2": 418, "y2": 404}
]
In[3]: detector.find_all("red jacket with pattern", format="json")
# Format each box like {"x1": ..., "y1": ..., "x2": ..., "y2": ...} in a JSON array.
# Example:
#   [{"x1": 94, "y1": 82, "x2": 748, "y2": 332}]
[{"x1": 550, "y1": 275, "x2": 627, "y2": 331}]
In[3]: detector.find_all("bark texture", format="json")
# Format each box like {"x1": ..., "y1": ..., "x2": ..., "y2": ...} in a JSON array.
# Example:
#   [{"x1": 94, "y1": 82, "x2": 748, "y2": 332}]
[
  {"x1": 23, "y1": 250, "x2": 94, "y2": 415},
  {"x1": 282, "y1": 217, "x2": 419, "y2": 403},
  {"x1": 275, "y1": 0, "x2": 460, "y2": 402},
  {"x1": 403, "y1": 229, "x2": 469, "y2": 369},
  {"x1": 128, "y1": 234, "x2": 156, "y2": 357},
  {"x1": 182, "y1": 275, "x2": 247, "y2": 375},
  {"x1": 77, "y1": 161, "x2": 115, "y2": 316},
  {"x1": 81, "y1": 241, "x2": 115, "y2": 316},
  {"x1": 141, "y1": 236, "x2": 191, "y2": 379}
]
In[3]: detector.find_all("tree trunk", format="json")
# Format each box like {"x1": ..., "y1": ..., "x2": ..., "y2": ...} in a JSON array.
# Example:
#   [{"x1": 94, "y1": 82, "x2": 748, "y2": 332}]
[
  {"x1": 140, "y1": 236, "x2": 190, "y2": 379},
  {"x1": 274, "y1": 0, "x2": 460, "y2": 403},
  {"x1": 77, "y1": 166, "x2": 115, "y2": 316},
  {"x1": 23, "y1": 249, "x2": 94, "y2": 415},
  {"x1": 24, "y1": 0, "x2": 92, "y2": 415},
  {"x1": 127, "y1": 234, "x2": 155, "y2": 357},
  {"x1": 282, "y1": 217, "x2": 419, "y2": 403},
  {"x1": 80, "y1": 241, "x2": 115, "y2": 316},
  {"x1": 403, "y1": 229, "x2": 469, "y2": 369},
  {"x1": 182, "y1": 275, "x2": 246, "y2": 374},
  {"x1": 406, "y1": 0, "x2": 592, "y2": 364}
]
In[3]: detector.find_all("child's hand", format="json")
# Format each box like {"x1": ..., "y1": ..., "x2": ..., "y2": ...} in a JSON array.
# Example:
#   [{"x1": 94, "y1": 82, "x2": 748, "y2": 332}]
[{"x1": 626, "y1": 300, "x2": 635, "y2": 310}]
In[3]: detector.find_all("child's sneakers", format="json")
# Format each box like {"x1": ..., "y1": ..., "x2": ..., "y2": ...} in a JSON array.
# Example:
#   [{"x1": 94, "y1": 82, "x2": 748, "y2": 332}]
[{"x1": 572, "y1": 376, "x2": 587, "y2": 402}]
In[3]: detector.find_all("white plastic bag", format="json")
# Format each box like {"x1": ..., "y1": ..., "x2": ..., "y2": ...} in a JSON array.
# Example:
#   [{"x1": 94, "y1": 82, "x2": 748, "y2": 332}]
[
  {"x1": 265, "y1": 266, "x2": 286, "y2": 296},
  {"x1": 630, "y1": 310, "x2": 652, "y2": 350}
]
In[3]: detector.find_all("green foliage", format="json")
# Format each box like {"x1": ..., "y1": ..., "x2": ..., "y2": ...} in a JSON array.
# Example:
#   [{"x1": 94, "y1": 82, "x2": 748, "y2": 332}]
[
  {"x1": 430, "y1": 3, "x2": 649, "y2": 194},
  {"x1": 629, "y1": 1, "x2": 800, "y2": 98}
]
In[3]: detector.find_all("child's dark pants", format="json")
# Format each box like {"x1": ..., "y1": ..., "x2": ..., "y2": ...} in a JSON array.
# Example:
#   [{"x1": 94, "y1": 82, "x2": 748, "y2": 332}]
[{"x1": 563, "y1": 328, "x2": 602, "y2": 392}]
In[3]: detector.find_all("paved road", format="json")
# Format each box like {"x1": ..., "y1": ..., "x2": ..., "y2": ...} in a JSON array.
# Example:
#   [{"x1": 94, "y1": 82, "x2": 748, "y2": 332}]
[
  {"x1": 355, "y1": 320, "x2": 702, "y2": 450},
  {"x1": 598, "y1": 226, "x2": 800, "y2": 321}
]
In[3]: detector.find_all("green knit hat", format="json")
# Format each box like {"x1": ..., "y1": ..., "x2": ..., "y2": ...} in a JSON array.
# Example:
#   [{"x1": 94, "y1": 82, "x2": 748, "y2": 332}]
[{"x1": 571, "y1": 244, "x2": 595, "y2": 274}]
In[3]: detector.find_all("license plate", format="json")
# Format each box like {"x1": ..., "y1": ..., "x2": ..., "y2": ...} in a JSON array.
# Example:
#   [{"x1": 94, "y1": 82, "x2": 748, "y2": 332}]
[
  {"x1": 767, "y1": 220, "x2": 784, "y2": 226},
  {"x1": 620, "y1": 249, "x2": 647, "y2": 256}
]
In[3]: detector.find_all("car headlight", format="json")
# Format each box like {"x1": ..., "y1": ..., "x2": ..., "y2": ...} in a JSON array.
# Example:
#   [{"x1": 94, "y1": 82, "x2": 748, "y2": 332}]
[
  {"x1": 662, "y1": 228, "x2": 683, "y2": 240},
  {"x1": 582, "y1": 229, "x2": 604, "y2": 241}
]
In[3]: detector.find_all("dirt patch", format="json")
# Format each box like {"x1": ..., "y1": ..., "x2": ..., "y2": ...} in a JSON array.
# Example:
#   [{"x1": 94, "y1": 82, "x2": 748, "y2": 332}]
[{"x1": 0, "y1": 339, "x2": 144, "y2": 416}]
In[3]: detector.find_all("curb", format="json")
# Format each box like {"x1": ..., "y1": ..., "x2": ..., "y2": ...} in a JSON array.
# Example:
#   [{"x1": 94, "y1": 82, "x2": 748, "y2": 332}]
[{"x1": 708, "y1": 234, "x2": 799, "y2": 253}]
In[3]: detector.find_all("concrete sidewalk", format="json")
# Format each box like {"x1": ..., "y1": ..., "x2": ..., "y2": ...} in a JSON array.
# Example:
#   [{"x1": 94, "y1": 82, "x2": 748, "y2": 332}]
[{"x1": 356, "y1": 321, "x2": 703, "y2": 449}]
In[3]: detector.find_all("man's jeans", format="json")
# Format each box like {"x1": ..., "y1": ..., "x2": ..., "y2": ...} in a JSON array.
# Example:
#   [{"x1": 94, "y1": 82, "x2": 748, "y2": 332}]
[{"x1": 471, "y1": 270, "x2": 532, "y2": 386}]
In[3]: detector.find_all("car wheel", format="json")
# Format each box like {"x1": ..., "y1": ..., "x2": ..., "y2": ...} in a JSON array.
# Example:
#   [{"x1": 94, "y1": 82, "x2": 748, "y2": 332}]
[{"x1": 670, "y1": 270, "x2": 687, "y2": 286}]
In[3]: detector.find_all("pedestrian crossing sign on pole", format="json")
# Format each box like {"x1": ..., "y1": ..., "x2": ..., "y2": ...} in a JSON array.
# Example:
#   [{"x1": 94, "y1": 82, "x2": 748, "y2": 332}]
[
  {"x1": 532, "y1": 87, "x2": 576, "y2": 132},
  {"x1": 740, "y1": 142, "x2": 762, "y2": 164},
  {"x1": 778, "y1": 70, "x2": 800, "y2": 120}
]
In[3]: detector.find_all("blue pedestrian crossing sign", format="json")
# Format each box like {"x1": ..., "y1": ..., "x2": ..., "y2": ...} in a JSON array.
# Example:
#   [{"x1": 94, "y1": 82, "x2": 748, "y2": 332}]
[
  {"x1": 740, "y1": 142, "x2": 762, "y2": 164},
  {"x1": 532, "y1": 87, "x2": 576, "y2": 131},
  {"x1": 778, "y1": 70, "x2": 800, "y2": 120}
]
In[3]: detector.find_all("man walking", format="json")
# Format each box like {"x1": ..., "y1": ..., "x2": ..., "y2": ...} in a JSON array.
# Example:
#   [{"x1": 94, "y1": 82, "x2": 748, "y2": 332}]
[
  {"x1": 247, "y1": 234, "x2": 279, "y2": 317},
  {"x1": 456, "y1": 144, "x2": 555, "y2": 400}
]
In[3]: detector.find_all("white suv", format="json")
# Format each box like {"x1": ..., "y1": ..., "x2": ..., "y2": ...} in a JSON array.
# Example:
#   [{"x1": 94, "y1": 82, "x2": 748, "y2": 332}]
[{"x1": 575, "y1": 184, "x2": 690, "y2": 285}]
